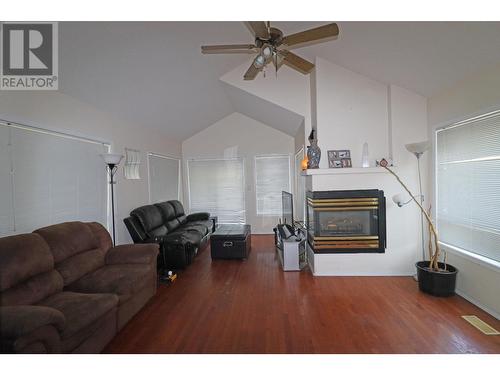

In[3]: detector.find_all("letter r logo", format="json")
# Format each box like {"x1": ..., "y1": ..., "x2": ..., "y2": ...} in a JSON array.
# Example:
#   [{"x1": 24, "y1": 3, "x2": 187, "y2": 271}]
[{"x1": 2, "y1": 23, "x2": 53, "y2": 75}]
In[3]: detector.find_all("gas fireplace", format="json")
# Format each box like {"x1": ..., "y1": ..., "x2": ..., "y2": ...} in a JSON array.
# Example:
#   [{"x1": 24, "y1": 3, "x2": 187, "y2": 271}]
[{"x1": 306, "y1": 190, "x2": 386, "y2": 253}]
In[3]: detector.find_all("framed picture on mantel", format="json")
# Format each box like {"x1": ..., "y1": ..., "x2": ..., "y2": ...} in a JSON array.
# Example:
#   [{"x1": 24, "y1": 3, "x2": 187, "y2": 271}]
[{"x1": 328, "y1": 149, "x2": 352, "y2": 168}]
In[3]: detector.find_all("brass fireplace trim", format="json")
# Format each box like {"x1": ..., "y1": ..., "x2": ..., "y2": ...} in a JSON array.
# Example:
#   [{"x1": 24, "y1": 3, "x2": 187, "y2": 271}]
[
  {"x1": 314, "y1": 243, "x2": 380, "y2": 249},
  {"x1": 311, "y1": 207, "x2": 379, "y2": 211},
  {"x1": 308, "y1": 201, "x2": 379, "y2": 207},
  {"x1": 312, "y1": 235, "x2": 379, "y2": 241},
  {"x1": 307, "y1": 198, "x2": 379, "y2": 204}
]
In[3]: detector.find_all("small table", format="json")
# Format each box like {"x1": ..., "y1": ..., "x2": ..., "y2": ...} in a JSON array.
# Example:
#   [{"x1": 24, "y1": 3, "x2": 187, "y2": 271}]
[{"x1": 210, "y1": 224, "x2": 251, "y2": 260}]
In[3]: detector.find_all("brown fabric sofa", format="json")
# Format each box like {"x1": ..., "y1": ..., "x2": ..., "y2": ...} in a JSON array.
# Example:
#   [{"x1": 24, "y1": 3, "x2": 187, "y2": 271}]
[{"x1": 0, "y1": 221, "x2": 158, "y2": 353}]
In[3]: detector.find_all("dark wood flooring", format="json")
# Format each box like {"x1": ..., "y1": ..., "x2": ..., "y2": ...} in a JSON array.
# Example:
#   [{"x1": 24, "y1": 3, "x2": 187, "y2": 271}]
[{"x1": 104, "y1": 235, "x2": 500, "y2": 354}]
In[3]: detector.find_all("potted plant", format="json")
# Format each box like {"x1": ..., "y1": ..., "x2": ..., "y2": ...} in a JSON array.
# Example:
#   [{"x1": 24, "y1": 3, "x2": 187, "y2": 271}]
[{"x1": 382, "y1": 164, "x2": 458, "y2": 297}]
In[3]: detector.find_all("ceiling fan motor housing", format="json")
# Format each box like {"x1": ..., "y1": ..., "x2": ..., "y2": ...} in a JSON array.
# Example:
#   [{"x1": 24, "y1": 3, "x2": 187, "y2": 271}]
[{"x1": 255, "y1": 27, "x2": 284, "y2": 48}]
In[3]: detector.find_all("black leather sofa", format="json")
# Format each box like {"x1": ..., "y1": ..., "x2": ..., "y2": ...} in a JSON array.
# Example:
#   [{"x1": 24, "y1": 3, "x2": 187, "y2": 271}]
[{"x1": 124, "y1": 200, "x2": 213, "y2": 270}]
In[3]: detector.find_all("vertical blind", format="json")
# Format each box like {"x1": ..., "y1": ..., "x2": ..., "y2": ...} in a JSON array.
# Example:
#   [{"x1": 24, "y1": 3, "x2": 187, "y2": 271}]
[
  {"x1": 148, "y1": 153, "x2": 180, "y2": 203},
  {"x1": 255, "y1": 155, "x2": 291, "y2": 216},
  {"x1": 436, "y1": 110, "x2": 500, "y2": 262},
  {"x1": 188, "y1": 158, "x2": 245, "y2": 224},
  {"x1": 0, "y1": 121, "x2": 108, "y2": 236}
]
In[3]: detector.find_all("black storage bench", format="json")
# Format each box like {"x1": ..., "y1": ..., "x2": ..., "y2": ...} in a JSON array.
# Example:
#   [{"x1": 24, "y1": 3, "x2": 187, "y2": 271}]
[{"x1": 210, "y1": 224, "x2": 251, "y2": 260}]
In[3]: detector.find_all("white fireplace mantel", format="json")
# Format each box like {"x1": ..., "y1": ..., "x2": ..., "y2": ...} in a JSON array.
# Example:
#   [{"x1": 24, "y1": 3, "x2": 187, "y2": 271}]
[{"x1": 302, "y1": 167, "x2": 394, "y2": 176}]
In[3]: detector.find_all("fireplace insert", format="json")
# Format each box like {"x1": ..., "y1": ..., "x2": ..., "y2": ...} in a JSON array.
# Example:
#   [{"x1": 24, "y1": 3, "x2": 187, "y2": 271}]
[{"x1": 306, "y1": 189, "x2": 386, "y2": 253}]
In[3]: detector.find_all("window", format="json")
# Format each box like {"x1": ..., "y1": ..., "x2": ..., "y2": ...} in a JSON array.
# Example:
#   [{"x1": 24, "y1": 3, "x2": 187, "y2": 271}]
[
  {"x1": 187, "y1": 158, "x2": 245, "y2": 224},
  {"x1": 148, "y1": 153, "x2": 180, "y2": 203},
  {"x1": 436, "y1": 110, "x2": 500, "y2": 262},
  {"x1": 255, "y1": 154, "x2": 291, "y2": 216},
  {"x1": 0, "y1": 121, "x2": 108, "y2": 236}
]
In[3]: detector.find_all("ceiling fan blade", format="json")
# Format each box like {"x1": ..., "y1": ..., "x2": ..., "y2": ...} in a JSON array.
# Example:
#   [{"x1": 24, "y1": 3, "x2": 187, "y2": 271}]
[
  {"x1": 280, "y1": 51, "x2": 314, "y2": 74},
  {"x1": 201, "y1": 44, "x2": 257, "y2": 54},
  {"x1": 243, "y1": 62, "x2": 261, "y2": 80},
  {"x1": 244, "y1": 21, "x2": 270, "y2": 40},
  {"x1": 282, "y1": 23, "x2": 339, "y2": 48}
]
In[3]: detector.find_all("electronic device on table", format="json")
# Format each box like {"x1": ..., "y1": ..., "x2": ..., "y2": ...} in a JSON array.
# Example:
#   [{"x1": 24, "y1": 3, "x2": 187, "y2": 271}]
[{"x1": 274, "y1": 191, "x2": 307, "y2": 271}]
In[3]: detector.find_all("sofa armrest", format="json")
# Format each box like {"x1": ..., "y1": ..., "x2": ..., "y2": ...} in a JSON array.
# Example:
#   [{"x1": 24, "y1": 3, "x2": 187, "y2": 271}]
[
  {"x1": 106, "y1": 243, "x2": 159, "y2": 265},
  {"x1": 0, "y1": 306, "x2": 64, "y2": 353},
  {"x1": 186, "y1": 212, "x2": 210, "y2": 222}
]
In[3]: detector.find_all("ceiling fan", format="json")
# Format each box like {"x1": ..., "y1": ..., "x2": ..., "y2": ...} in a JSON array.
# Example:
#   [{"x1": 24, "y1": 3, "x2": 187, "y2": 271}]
[{"x1": 201, "y1": 22, "x2": 339, "y2": 80}]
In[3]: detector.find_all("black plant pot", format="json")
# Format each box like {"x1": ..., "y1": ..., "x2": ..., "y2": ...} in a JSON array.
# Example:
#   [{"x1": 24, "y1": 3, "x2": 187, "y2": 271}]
[{"x1": 415, "y1": 261, "x2": 458, "y2": 297}]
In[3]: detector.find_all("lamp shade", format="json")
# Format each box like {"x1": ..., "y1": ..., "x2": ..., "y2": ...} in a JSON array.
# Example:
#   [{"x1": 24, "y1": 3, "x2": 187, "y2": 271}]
[
  {"x1": 405, "y1": 141, "x2": 430, "y2": 155},
  {"x1": 392, "y1": 193, "x2": 405, "y2": 207},
  {"x1": 100, "y1": 153, "x2": 123, "y2": 165}
]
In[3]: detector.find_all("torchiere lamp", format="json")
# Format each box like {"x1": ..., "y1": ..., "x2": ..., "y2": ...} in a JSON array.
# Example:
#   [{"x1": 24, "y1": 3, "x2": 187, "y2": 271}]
[
  {"x1": 101, "y1": 152, "x2": 124, "y2": 246},
  {"x1": 405, "y1": 141, "x2": 430, "y2": 261}
]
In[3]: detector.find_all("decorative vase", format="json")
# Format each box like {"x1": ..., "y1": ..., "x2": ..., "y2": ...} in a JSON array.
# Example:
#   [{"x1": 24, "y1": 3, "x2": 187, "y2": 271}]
[{"x1": 307, "y1": 130, "x2": 321, "y2": 169}]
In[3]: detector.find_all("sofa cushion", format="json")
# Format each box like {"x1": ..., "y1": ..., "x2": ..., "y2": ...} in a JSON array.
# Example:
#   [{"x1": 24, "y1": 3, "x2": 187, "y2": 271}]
[
  {"x1": 154, "y1": 202, "x2": 176, "y2": 222},
  {"x1": 56, "y1": 248, "x2": 106, "y2": 286},
  {"x1": 87, "y1": 222, "x2": 113, "y2": 253},
  {"x1": 169, "y1": 200, "x2": 185, "y2": 217},
  {"x1": 170, "y1": 229, "x2": 203, "y2": 247},
  {"x1": 165, "y1": 219, "x2": 180, "y2": 232},
  {"x1": 131, "y1": 205, "x2": 164, "y2": 233},
  {"x1": 34, "y1": 222, "x2": 99, "y2": 263},
  {"x1": 0, "y1": 270, "x2": 64, "y2": 306},
  {"x1": 177, "y1": 215, "x2": 187, "y2": 226},
  {"x1": 66, "y1": 264, "x2": 154, "y2": 304},
  {"x1": 38, "y1": 292, "x2": 118, "y2": 339},
  {"x1": 0, "y1": 233, "x2": 54, "y2": 293},
  {"x1": 182, "y1": 222, "x2": 209, "y2": 236}
]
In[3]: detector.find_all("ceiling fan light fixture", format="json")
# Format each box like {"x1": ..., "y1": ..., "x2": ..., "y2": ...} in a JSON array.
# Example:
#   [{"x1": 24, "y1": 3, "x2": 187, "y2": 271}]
[
  {"x1": 253, "y1": 54, "x2": 265, "y2": 69},
  {"x1": 261, "y1": 45, "x2": 273, "y2": 61}
]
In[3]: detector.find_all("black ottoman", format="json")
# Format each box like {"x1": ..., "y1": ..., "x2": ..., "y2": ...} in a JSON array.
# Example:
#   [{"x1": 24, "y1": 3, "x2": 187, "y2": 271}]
[{"x1": 210, "y1": 224, "x2": 251, "y2": 260}]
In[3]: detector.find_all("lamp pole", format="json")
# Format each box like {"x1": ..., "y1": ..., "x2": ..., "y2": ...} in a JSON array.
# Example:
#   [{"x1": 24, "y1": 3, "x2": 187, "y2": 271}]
[
  {"x1": 415, "y1": 152, "x2": 425, "y2": 261},
  {"x1": 101, "y1": 153, "x2": 123, "y2": 247},
  {"x1": 107, "y1": 163, "x2": 118, "y2": 246}
]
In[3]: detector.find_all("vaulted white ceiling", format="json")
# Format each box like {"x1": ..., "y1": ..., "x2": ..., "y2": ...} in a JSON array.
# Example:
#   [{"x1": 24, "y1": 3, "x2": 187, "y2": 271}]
[{"x1": 58, "y1": 21, "x2": 500, "y2": 141}]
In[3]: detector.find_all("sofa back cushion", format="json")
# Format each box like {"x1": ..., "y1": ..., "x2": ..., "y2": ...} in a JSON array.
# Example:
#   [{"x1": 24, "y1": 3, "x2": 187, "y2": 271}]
[
  {"x1": 131, "y1": 205, "x2": 168, "y2": 238},
  {"x1": 0, "y1": 233, "x2": 63, "y2": 306},
  {"x1": 169, "y1": 200, "x2": 185, "y2": 217},
  {"x1": 154, "y1": 202, "x2": 179, "y2": 232},
  {"x1": 34, "y1": 222, "x2": 107, "y2": 286}
]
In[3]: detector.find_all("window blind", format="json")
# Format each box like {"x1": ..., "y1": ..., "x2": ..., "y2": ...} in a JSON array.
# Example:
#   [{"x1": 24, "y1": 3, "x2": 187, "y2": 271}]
[
  {"x1": 436, "y1": 110, "x2": 500, "y2": 262},
  {"x1": 148, "y1": 153, "x2": 180, "y2": 203},
  {"x1": 0, "y1": 121, "x2": 108, "y2": 236},
  {"x1": 188, "y1": 158, "x2": 245, "y2": 224},
  {"x1": 255, "y1": 154, "x2": 291, "y2": 216}
]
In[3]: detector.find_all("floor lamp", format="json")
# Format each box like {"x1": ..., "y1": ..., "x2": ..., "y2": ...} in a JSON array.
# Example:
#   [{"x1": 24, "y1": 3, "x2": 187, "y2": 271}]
[
  {"x1": 101, "y1": 153, "x2": 124, "y2": 246},
  {"x1": 393, "y1": 141, "x2": 430, "y2": 280}
]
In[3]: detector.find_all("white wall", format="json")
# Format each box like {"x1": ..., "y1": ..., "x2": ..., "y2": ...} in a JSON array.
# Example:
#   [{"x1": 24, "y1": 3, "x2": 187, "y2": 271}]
[
  {"x1": 314, "y1": 57, "x2": 390, "y2": 168},
  {"x1": 221, "y1": 60, "x2": 312, "y2": 154},
  {"x1": 306, "y1": 61, "x2": 429, "y2": 277},
  {"x1": 182, "y1": 112, "x2": 294, "y2": 234},
  {"x1": 0, "y1": 91, "x2": 181, "y2": 245},
  {"x1": 428, "y1": 63, "x2": 500, "y2": 319}
]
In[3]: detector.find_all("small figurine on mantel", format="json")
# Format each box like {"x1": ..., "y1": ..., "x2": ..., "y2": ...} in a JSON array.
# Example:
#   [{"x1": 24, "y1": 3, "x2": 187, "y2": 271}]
[{"x1": 307, "y1": 129, "x2": 321, "y2": 168}]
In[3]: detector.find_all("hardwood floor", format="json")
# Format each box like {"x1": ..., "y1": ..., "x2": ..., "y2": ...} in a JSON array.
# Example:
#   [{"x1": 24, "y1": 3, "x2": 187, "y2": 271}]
[{"x1": 104, "y1": 235, "x2": 500, "y2": 354}]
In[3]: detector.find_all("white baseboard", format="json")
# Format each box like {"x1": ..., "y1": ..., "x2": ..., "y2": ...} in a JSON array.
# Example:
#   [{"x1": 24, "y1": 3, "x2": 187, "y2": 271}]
[
  {"x1": 311, "y1": 271, "x2": 414, "y2": 277},
  {"x1": 455, "y1": 289, "x2": 500, "y2": 320}
]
